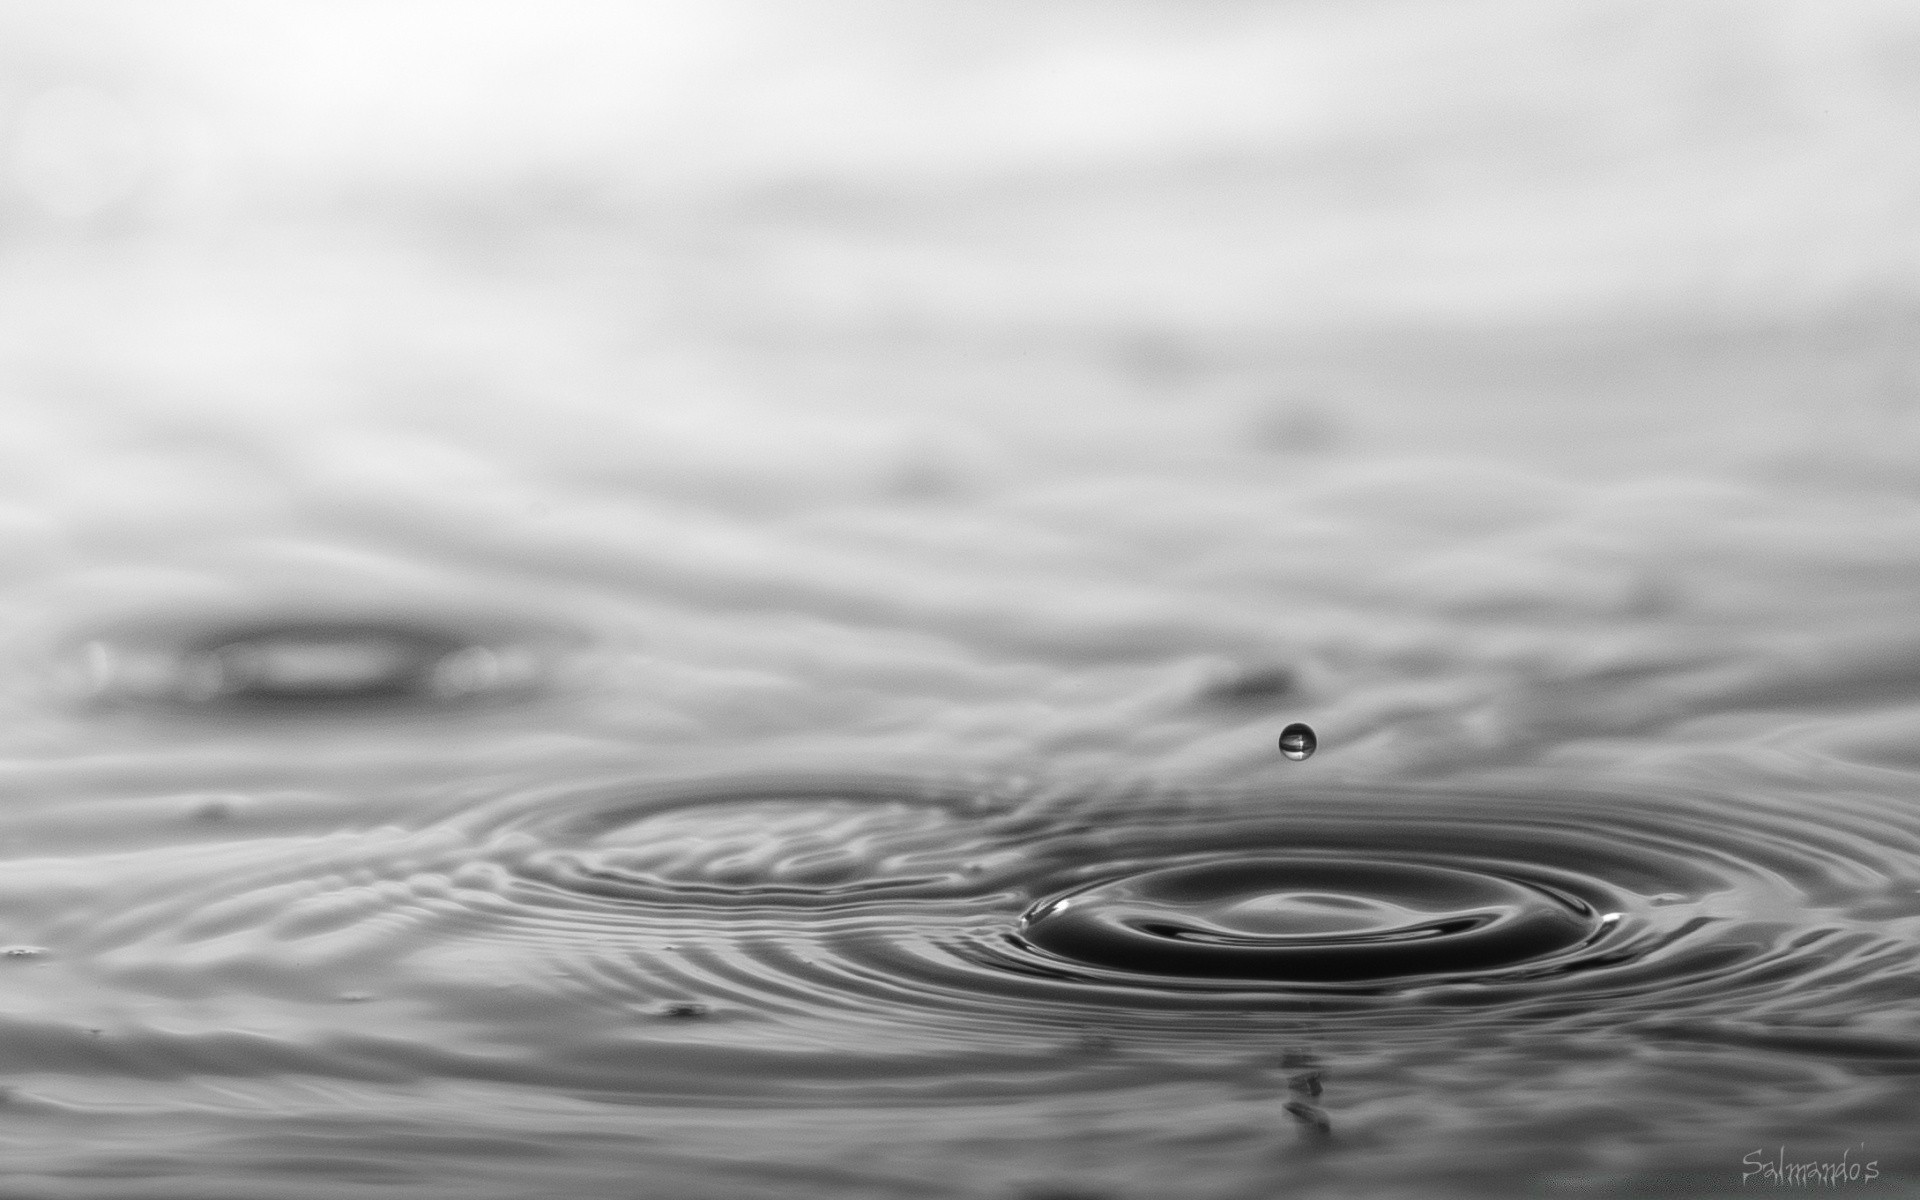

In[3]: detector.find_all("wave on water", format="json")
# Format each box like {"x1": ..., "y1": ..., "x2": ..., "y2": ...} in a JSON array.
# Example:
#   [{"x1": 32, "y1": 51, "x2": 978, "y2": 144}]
[{"x1": 23, "y1": 773, "x2": 1917, "y2": 1101}]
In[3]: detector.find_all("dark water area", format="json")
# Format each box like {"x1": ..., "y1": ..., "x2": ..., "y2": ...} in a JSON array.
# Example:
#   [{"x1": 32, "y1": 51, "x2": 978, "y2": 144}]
[{"x1": 6, "y1": 4, "x2": 1920, "y2": 1198}]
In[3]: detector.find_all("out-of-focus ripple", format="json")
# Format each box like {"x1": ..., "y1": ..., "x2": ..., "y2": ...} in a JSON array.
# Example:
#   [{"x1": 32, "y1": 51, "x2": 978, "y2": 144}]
[{"x1": 58, "y1": 610, "x2": 568, "y2": 717}]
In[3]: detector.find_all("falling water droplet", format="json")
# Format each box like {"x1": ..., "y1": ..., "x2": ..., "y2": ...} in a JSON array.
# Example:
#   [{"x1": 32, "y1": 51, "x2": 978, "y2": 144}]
[{"x1": 1277, "y1": 722, "x2": 1317, "y2": 760}]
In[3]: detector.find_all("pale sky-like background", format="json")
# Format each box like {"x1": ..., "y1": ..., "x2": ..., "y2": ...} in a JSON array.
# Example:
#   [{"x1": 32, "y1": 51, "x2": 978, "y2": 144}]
[{"x1": 1, "y1": 0, "x2": 1916, "y2": 331}]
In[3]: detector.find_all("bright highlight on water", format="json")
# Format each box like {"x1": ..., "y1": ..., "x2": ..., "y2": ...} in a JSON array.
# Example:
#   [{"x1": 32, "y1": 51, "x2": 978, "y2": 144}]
[{"x1": 1277, "y1": 722, "x2": 1316, "y2": 760}]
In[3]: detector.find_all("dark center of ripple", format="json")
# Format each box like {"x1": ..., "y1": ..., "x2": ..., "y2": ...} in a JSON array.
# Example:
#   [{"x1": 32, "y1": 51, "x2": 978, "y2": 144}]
[{"x1": 1018, "y1": 857, "x2": 1599, "y2": 982}]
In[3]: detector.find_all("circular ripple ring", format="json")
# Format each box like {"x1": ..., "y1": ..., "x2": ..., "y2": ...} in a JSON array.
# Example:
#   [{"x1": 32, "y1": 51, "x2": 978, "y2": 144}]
[
  {"x1": 1018, "y1": 858, "x2": 1598, "y2": 981},
  {"x1": 58, "y1": 775, "x2": 1920, "y2": 1100}
]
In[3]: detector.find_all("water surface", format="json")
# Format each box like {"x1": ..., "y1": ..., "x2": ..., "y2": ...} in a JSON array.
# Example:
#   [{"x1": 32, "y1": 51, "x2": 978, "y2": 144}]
[
  {"x1": 4, "y1": 8, "x2": 1920, "y2": 1184},
  {"x1": 2, "y1": 267, "x2": 1919, "y2": 1200}
]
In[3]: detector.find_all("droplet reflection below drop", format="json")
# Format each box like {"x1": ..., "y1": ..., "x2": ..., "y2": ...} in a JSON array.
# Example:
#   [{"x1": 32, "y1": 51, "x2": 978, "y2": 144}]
[{"x1": 1278, "y1": 722, "x2": 1316, "y2": 760}]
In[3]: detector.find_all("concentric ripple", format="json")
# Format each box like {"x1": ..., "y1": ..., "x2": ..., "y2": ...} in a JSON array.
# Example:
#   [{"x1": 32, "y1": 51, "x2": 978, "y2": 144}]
[
  {"x1": 454, "y1": 776, "x2": 1920, "y2": 1046},
  {"x1": 44, "y1": 774, "x2": 1920, "y2": 1101},
  {"x1": 1017, "y1": 857, "x2": 1604, "y2": 982},
  {"x1": 63, "y1": 612, "x2": 560, "y2": 713}
]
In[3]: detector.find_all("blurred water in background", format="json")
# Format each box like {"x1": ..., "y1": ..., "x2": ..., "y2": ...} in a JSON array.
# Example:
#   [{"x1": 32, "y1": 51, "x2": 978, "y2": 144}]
[{"x1": 3, "y1": 3, "x2": 1920, "y2": 1198}]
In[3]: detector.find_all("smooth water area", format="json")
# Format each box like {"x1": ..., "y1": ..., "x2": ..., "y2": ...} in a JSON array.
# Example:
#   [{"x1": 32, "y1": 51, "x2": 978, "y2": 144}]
[{"x1": 3, "y1": 237, "x2": 1920, "y2": 1198}]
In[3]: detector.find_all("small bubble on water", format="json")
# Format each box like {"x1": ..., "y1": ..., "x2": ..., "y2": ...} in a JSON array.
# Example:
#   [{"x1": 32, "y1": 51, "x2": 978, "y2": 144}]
[
  {"x1": 1, "y1": 946, "x2": 46, "y2": 959},
  {"x1": 1277, "y1": 722, "x2": 1317, "y2": 760},
  {"x1": 658, "y1": 1001, "x2": 710, "y2": 1019}
]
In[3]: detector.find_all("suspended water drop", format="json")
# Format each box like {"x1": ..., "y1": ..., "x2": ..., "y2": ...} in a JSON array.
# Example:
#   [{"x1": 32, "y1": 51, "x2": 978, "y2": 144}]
[{"x1": 1278, "y1": 722, "x2": 1317, "y2": 760}]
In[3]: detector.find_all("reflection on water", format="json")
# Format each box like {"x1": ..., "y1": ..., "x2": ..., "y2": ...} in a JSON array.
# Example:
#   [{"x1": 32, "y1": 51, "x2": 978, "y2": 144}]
[{"x1": 3, "y1": 3, "x2": 1920, "y2": 1199}]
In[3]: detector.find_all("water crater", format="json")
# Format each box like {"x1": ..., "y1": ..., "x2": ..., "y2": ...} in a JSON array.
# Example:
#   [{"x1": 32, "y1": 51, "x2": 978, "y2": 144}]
[{"x1": 1018, "y1": 856, "x2": 1603, "y2": 983}]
